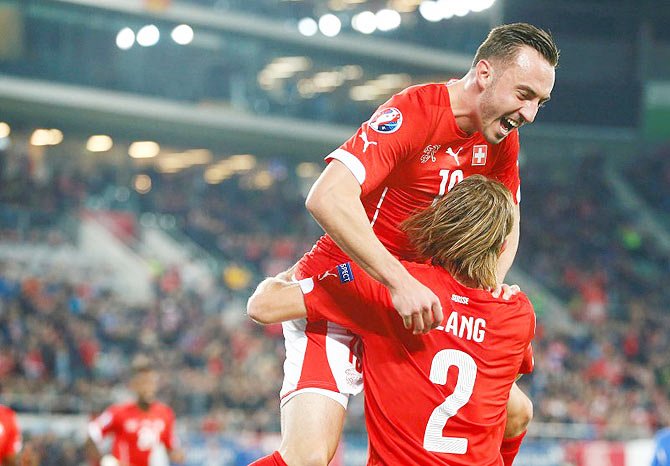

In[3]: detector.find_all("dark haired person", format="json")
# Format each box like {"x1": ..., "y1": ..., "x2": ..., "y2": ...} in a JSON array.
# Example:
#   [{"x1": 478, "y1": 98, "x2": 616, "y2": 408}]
[{"x1": 272, "y1": 23, "x2": 558, "y2": 466}]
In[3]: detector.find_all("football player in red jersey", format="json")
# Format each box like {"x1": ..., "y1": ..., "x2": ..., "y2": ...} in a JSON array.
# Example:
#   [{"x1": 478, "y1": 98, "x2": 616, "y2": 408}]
[
  {"x1": 273, "y1": 23, "x2": 557, "y2": 466},
  {"x1": 0, "y1": 404, "x2": 21, "y2": 466},
  {"x1": 85, "y1": 355, "x2": 185, "y2": 466},
  {"x1": 249, "y1": 176, "x2": 535, "y2": 465}
]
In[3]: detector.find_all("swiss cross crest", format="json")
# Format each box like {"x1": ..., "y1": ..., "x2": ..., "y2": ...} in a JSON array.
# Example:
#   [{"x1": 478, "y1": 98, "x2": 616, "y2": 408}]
[
  {"x1": 472, "y1": 145, "x2": 487, "y2": 166},
  {"x1": 420, "y1": 144, "x2": 441, "y2": 164}
]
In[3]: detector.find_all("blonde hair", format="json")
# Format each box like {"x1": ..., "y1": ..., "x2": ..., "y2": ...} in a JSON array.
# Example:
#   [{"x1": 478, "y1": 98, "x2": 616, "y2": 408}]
[{"x1": 401, "y1": 175, "x2": 514, "y2": 289}]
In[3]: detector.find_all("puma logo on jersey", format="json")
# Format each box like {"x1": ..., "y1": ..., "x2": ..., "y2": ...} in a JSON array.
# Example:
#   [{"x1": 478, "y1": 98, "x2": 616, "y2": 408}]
[
  {"x1": 359, "y1": 131, "x2": 378, "y2": 153},
  {"x1": 446, "y1": 147, "x2": 463, "y2": 166},
  {"x1": 318, "y1": 270, "x2": 338, "y2": 281}
]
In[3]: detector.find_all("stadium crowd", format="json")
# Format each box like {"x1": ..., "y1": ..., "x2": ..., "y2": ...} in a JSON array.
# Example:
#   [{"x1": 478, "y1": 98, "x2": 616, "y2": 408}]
[{"x1": 0, "y1": 142, "x2": 669, "y2": 459}]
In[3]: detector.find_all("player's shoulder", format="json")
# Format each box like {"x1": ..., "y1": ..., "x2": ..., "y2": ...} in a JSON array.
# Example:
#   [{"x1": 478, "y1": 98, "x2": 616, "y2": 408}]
[
  {"x1": 504, "y1": 291, "x2": 534, "y2": 316},
  {"x1": 152, "y1": 402, "x2": 176, "y2": 418},
  {"x1": 0, "y1": 404, "x2": 16, "y2": 420},
  {"x1": 393, "y1": 82, "x2": 448, "y2": 108}
]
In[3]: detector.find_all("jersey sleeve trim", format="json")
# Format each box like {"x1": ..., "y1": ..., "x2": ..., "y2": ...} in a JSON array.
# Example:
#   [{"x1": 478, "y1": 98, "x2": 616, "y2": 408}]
[
  {"x1": 88, "y1": 421, "x2": 104, "y2": 444},
  {"x1": 325, "y1": 148, "x2": 366, "y2": 185},
  {"x1": 298, "y1": 277, "x2": 314, "y2": 294}
]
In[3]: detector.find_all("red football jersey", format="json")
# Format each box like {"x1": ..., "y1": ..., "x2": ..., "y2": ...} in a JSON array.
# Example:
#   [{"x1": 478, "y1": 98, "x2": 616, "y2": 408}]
[
  {"x1": 300, "y1": 262, "x2": 535, "y2": 466},
  {"x1": 89, "y1": 402, "x2": 177, "y2": 466},
  {"x1": 304, "y1": 82, "x2": 520, "y2": 267},
  {"x1": 0, "y1": 405, "x2": 21, "y2": 459}
]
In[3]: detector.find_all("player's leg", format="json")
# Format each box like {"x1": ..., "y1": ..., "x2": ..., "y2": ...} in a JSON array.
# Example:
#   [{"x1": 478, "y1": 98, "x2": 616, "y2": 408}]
[
  {"x1": 501, "y1": 382, "x2": 533, "y2": 466},
  {"x1": 278, "y1": 392, "x2": 345, "y2": 466},
  {"x1": 278, "y1": 318, "x2": 362, "y2": 466}
]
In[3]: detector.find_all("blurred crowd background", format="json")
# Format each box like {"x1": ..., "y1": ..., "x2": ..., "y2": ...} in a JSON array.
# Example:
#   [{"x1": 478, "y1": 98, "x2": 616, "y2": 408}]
[{"x1": 0, "y1": 0, "x2": 669, "y2": 464}]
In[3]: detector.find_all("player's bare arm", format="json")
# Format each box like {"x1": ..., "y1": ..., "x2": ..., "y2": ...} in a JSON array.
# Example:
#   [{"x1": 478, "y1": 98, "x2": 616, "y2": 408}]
[
  {"x1": 305, "y1": 160, "x2": 443, "y2": 334},
  {"x1": 247, "y1": 276, "x2": 306, "y2": 324}
]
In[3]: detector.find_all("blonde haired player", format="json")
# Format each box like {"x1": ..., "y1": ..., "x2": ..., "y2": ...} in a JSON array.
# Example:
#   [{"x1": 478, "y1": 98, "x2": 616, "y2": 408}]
[{"x1": 249, "y1": 176, "x2": 535, "y2": 465}]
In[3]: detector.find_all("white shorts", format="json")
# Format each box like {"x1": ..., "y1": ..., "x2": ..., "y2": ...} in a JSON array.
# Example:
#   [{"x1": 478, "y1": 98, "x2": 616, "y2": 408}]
[{"x1": 280, "y1": 318, "x2": 363, "y2": 410}]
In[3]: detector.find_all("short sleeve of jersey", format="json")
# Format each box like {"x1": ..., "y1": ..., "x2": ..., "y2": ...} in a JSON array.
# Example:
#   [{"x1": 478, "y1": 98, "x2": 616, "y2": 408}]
[
  {"x1": 325, "y1": 87, "x2": 434, "y2": 197},
  {"x1": 0, "y1": 410, "x2": 21, "y2": 457},
  {"x1": 88, "y1": 405, "x2": 120, "y2": 443},
  {"x1": 491, "y1": 130, "x2": 521, "y2": 204},
  {"x1": 518, "y1": 294, "x2": 536, "y2": 373},
  {"x1": 519, "y1": 343, "x2": 534, "y2": 374},
  {"x1": 161, "y1": 407, "x2": 178, "y2": 451},
  {"x1": 300, "y1": 263, "x2": 393, "y2": 336}
]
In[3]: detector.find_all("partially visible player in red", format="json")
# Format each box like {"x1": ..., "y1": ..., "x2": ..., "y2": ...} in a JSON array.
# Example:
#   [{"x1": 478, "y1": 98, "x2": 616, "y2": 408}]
[
  {"x1": 0, "y1": 405, "x2": 22, "y2": 466},
  {"x1": 249, "y1": 176, "x2": 535, "y2": 465},
  {"x1": 276, "y1": 22, "x2": 557, "y2": 466},
  {"x1": 85, "y1": 355, "x2": 185, "y2": 466}
]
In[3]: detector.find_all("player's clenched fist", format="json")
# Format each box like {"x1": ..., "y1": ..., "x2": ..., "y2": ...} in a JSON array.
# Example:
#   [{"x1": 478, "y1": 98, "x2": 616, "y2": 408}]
[{"x1": 389, "y1": 273, "x2": 443, "y2": 334}]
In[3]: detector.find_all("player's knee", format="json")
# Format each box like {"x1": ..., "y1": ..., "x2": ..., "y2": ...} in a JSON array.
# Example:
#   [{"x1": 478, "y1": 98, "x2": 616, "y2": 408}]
[{"x1": 505, "y1": 394, "x2": 533, "y2": 438}]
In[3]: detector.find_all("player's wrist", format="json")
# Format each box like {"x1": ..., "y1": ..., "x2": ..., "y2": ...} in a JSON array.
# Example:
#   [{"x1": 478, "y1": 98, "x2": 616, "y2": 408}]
[{"x1": 380, "y1": 260, "x2": 411, "y2": 290}]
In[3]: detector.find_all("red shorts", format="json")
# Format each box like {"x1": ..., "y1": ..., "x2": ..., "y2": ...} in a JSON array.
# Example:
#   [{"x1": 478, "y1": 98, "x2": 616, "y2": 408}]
[{"x1": 280, "y1": 247, "x2": 363, "y2": 409}]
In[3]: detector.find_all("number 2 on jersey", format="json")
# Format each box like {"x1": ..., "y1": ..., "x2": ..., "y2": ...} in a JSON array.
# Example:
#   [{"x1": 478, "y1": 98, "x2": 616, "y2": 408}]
[
  {"x1": 433, "y1": 169, "x2": 464, "y2": 205},
  {"x1": 423, "y1": 349, "x2": 477, "y2": 454}
]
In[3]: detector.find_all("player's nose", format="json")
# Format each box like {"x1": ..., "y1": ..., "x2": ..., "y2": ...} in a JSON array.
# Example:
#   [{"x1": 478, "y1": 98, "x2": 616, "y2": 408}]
[{"x1": 519, "y1": 101, "x2": 538, "y2": 124}]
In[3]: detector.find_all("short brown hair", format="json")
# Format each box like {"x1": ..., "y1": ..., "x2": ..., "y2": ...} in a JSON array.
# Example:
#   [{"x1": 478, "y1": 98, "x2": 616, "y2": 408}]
[
  {"x1": 473, "y1": 23, "x2": 559, "y2": 68},
  {"x1": 401, "y1": 175, "x2": 514, "y2": 289}
]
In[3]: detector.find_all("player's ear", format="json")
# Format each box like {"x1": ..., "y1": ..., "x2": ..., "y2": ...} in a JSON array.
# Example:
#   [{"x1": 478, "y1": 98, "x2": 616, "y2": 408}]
[
  {"x1": 475, "y1": 59, "x2": 493, "y2": 90},
  {"x1": 499, "y1": 239, "x2": 508, "y2": 256}
]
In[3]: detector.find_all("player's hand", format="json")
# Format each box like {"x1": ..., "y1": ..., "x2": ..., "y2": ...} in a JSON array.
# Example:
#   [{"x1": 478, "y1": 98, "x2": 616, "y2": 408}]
[
  {"x1": 388, "y1": 273, "x2": 443, "y2": 335},
  {"x1": 491, "y1": 283, "x2": 521, "y2": 300}
]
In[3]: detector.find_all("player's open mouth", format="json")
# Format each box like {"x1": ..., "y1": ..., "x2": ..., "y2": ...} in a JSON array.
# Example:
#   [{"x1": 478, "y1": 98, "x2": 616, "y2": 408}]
[{"x1": 500, "y1": 116, "x2": 520, "y2": 134}]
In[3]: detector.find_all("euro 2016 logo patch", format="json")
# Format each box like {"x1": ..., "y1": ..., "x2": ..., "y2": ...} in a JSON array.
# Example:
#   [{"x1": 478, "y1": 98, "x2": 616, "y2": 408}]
[
  {"x1": 368, "y1": 107, "x2": 403, "y2": 134},
  {"x1": 337, "y1": 263, "x2": 355, "y2": 284}
]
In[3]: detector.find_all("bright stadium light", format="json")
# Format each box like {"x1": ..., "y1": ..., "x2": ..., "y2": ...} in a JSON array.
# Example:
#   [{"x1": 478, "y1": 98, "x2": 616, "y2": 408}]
[
  {"x1": 171, "y1": 24, "x2": 194, "y2": 45},
  {"x1": 352, "y1": 11, "x2": 376, "y2": 34},
  {"x1": 136, "y1": 25, "x2": 160, "y2": 47},
  {"x1": 133, "y1": 174, "x2": 152, "y2": 194},
  {"x1": 436, "y1": 0, "x2": 456, "y2": 19},
  {"x1": 116, "y1": 27, "x2": 135, "y2": 50},
  {"x1": 376, "y1": 9, "x2": 402, "y2": 31},
  {"x1": 298, "y1": 17, "x2": 318, "y2": 36},
  {"x1": 319, "y1": 14, "x2": 341, "y2": 37},
  {"x1": 453, "y1": 0, "x2": 470, "y2": 16},
  {"x1": 87, "y1": 135, "x2": 114, "y2": 153},
  {"x1": 0, "y1": 122, "x2": 10, "y2": 138},
  {"x1": 470, "y1": 0, "x2": 496, "y2": 12},
  {"x1": 128, "y1": 141, "x2": 160, "y2": 158},
  {"x1": 419, "y1": 1, "x2": 442, "y2": 22}
]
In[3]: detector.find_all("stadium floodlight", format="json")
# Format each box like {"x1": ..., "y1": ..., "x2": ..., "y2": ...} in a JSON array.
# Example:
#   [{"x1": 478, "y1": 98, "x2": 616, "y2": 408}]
[
  {"x1": 133, "y1": 174, "x2": 152, "y2": 194},
  {"x1": 30, "y1": 128, "x2": 62, "y2": 146},
  {"x1": 298, "y1": 17, "x2": 318, "y2": 37},
  {"x1": 136, "y1": 25, "x2": 160, "y2": 47},
  {"x1": 436, "y1": 0, "x2": 455, "y2": 19},
  {"x1": 0, "y1": 122, "x2": 10, "y2": 139},
  {"x1": 128, "y1": 141, "x2": 160, "y2": 158},
  {"x1": 86, "y1": 135, "x2": 114, "y2": 153},
  {"x1": 419, "y1": 1, "x2": 442, "y2": 22},
  {"x1": 352, "y1": 11, "x2": 377, "y2": 34},
  {"x1": 171, "y1": 24, "x2": 194, "y2": 45},
  {"x1": 470, "y1": 0, "x2": 496, "y2": 12},
  {"x1": 116, "y1": 27, "x2": 135, "y2": 50},
  {"x1": 319, "y1": 14, "x2": 342, "y2": 37},
  {"x1": 376, "y1": 9, "x2": 402, "y2": 32},
  {"x1": 453, "y1": 0, "x2": 470, "y2": 17}
]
